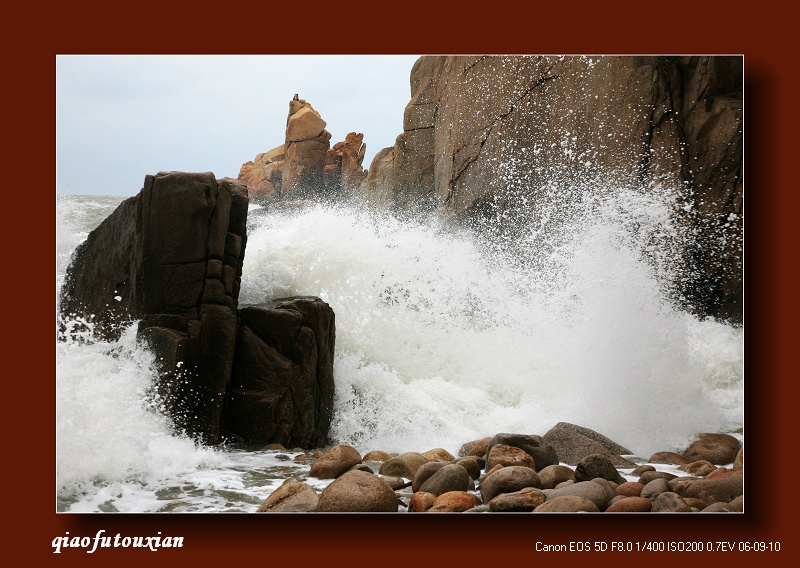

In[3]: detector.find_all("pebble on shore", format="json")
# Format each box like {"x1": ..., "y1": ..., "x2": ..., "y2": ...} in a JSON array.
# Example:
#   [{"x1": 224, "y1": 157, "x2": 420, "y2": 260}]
[{"x1": 254, "y1": 424, "x2": 743, "y2": 513}]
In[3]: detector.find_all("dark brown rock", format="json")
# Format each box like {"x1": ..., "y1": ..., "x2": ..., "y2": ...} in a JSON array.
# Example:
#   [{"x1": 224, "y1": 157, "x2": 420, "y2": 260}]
[
  {"x1": 223, "y1": 297, "x2": 335, "y2": 448},
  {"x1": 59, "y1": 172, "x2": 249, "y2": 445},
  {"x1": 574, "y1": 454, "x2": 627, "y2": 484},
  {"x1": 411, "y1": 461, "x2": 449, "y2": 492}
]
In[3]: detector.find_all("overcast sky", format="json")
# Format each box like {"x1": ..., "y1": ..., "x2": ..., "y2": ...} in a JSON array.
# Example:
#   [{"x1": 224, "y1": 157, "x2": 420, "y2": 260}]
[{"x1": 56, "y1": 55, "x2": 421, "y2": 196}]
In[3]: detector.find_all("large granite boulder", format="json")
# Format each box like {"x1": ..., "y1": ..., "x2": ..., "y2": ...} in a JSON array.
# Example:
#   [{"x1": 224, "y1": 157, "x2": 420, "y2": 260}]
[
  {"x1": 59, "y1": 171, "x2": 336, "y2": 447},
  {"x1": 359, "y1": 56, "x2": 743, "y2": 323},
  {"x1": 60, "y1": 171, "x2": 248, "y2": 443}
]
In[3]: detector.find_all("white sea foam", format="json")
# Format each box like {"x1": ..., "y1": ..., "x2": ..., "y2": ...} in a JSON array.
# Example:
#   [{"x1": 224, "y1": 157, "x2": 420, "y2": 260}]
[{"x1": 55, "y1": 186, "x2": 743, "y2": 511}]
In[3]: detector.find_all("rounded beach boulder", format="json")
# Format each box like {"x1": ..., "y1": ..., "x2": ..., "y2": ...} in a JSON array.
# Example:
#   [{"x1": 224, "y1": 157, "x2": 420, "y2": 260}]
[
  {"x1": 308, "y1": 444, "x2": 362, "y2": 479},
  {"x1": 486, "y1": 444, "x2": 536, "y2": 471},
  {"x1": 486, "y1": 433, "x2": 559, "y2": 471},
  {"x1": 317, "y1": 470, "x2": 399, "y2": 512},
  {"x1": 682, "y1": 433, "x2": 742, "y2": 465},
  {"x1": 418, "y1": 464, "x2": 472, "y2": 496},
  {"x1": 480, "y1": 465, "x2": 541, "y2": 503},
  {"x1": 378, "y1": 452, "x2": 429, "y2": 479}
]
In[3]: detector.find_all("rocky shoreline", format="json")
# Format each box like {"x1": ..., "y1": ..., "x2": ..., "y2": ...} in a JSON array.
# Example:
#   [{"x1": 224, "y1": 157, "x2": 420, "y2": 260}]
[{"x1": 254, "y1": 423, "x2": 743, "y2": 513}]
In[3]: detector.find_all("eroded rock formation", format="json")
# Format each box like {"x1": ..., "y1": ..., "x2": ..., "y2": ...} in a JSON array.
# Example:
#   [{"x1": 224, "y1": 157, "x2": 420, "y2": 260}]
[
  {"x1": 238, "y1": 95, "x2": 367, "y2": 201},
  {"x1": 59, "y1": 171, "x2": 335, "y2": 446}
]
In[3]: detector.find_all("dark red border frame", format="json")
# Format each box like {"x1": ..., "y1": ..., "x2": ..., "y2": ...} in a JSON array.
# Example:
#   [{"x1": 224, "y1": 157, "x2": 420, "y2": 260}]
[{"x1": 23, "y1": 2, "x2": 794, "y2": 564}]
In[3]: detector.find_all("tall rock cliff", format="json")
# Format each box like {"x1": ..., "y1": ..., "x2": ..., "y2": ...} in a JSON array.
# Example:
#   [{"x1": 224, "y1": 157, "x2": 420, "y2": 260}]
[{"x1": 360, "y1": 55, "x2": 743, "y2": 324}]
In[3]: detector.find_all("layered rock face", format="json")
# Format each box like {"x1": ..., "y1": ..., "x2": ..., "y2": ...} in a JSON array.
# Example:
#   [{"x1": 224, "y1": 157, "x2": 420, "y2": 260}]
[
  {"x1": 360, "y1": 56, "x2": 743, "y2": 323},
  {"x1": 239, "y1": 95, "x2": 367, "y2": 201},
  {"x1": 59, "y1": 171, "x2": 335, "y2": 446}
]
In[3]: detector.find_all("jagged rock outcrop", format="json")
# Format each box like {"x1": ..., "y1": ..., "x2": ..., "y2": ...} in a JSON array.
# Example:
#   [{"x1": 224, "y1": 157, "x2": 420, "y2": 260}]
[
  {"x1": 360, "y1": 55, "x2": 743, "y2": 323},
  {"x1": 239, "y1": 96, "x2": 367, "y2": 202},
  {"x1": 59, "y1": 171, "x2": 335, "y2": 447}
]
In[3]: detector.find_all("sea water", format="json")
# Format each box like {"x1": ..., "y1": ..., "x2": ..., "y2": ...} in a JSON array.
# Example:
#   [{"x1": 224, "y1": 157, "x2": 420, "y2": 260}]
[{"x1": 55, "y1": 187, "x2": 743, "y2": 512}]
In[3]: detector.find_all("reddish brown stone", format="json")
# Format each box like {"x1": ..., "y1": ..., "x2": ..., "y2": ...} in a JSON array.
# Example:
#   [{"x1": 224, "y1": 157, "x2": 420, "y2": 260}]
[{"x1": 605, "y1": 497, "x2": 652, "y2": 512}]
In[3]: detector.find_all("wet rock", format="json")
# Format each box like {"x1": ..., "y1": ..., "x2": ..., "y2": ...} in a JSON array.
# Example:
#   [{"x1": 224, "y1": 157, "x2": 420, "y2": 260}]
[
  {"x1": 408, "y1": 491, "x2": 436, "y2": 512},
  {"x1": 538, "y1": 464, "x2": 576, "y2": 489},
  {"x1": 638, "y1": 470, "x2": 678, "y2": 485},
  {"x1": 574, "y1": 453, "x2": 626, "y2": 484},
  {"x1": 486, "y1": 433, "x2": 559, "y2": 472},
  {"x1": 486, "y1": 444, "x2": 536, "y2": 470},
  {"x1": 411, "y1": 461, "x2": 449, "y2": 492},
  {"x1": 428, "y1": 491, "x2": 480, "y2": 512},
  {"x1": 452, "y1": 457, "x2": 481, "y2": 480},
  {"x1": 379, "y1": 475, "x2": 410, "y2": 490},
  {"x1": 681, "y1": 460, "x2": 717, "y2": 477},
  {"x1": 480, "y1": 465, "x2": 541, "y2": 503},
  {"x1": 317, "y1": 470, "x2": 399, "y2": 512},
  {"x1": 378, "y1": 452, "x2": 429, "y2": 478},
  {"x1": 729, "y1": 495, "x2": 744, "y2": 511},
  {"x1": 543, "y1": 480, "x2": 614, "y2": 510},
  {"x1": 308, "y1": 444, "x2": 362, "y2": 479},
  {"x1": 488, "y1": 487, "x2": 547, "y2": 512},
  {"x1": 256, "y1": 478, "x2": 319, "y2": 512},
  {"x1": 669, "y1": 470, "x2": 743, "y2": 507},
  {"x1": 363, "y1": 450, "x2": 392, "y2": 462},
  {"x1": 542, "y1": 422, "x2": 632, "y2": 466},
  {"x1": 418, "y1": 464, "x2": 472, "y2": 496},
  {"x1": 734, "y1": 447, "x2": 744, "y2": 468},
  {"x1": 459, "y1": 436, "x2": 492, "y2": 458},
  {"x1": 648, "y1": 451, "x2": 690, "y2": 465},
  {"x1": 640, "y1": 478, "x2": 671, "y2": 500},
  {"x1": 682, "y1": 433, "x2": 742, "y2": 465},
  {"x1": 422, "y1": 448, "x2": 455, "y2": 462},
  {"x1": 631, "y1": 465, "x2": 656, "y2": 476}
]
